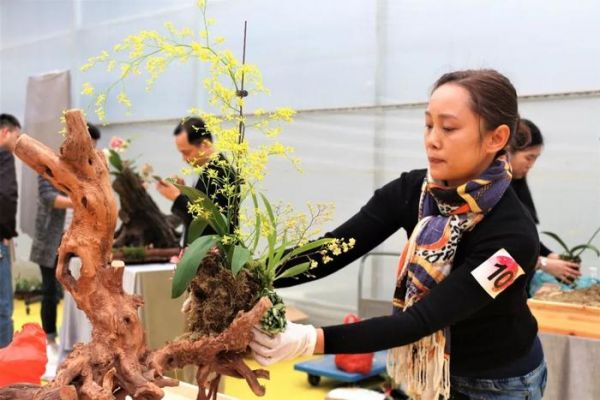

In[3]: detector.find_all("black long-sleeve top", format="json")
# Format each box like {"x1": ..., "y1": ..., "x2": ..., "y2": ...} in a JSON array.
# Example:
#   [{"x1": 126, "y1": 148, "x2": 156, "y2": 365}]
[
  {"x1": 171, "y1": 154, "x2": 238, "y2": 244},
  {"x1": 510, "y1": 178, "x2": 551, "y2": 256},
  {"x1": 275, "y1": 169, "x2": 541, "y2": 377},
  {"x1": 0, "y1": 149, "x2": 18, "y2": 240}
]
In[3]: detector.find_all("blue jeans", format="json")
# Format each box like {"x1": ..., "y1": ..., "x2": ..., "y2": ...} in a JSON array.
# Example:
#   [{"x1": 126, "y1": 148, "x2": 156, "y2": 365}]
[
  {"x1": 0, "y1": 242, "x2": 14, "y2": 347},
  {"x1": 450, "y1": 361, "x2": 547, "y2": 400}
]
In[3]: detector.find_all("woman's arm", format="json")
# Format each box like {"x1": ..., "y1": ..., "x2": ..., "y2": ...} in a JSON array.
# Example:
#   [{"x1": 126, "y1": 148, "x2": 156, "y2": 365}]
[
  {"x1": 38, "y1": 176, "x2": 72, "y2": 209},
  {"x1": 53, "y1": 194, "x2": 73, "y2": 209},
  {"x1": 539, "y1": 241, "x2": 552, "y2": 257},
  {"x1": 319, "y1": 229, "x2": 538, "y2": 354},
  {"x1": 274, "y1": 172, "x2": 418, "y2": 288}
]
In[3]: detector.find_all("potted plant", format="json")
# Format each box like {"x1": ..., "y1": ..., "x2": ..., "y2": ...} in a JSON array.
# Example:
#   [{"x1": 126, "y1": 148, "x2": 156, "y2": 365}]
[
  {"x1": 542, "y1": 227, "x2": 600, "y2": 263},
  {"x1": 13, "y1": 275, "x2": 43, "y2": 315},
  {"x1": 0, "y1": 3, "x2": 353, "y2": 399},
  {"x1": 80, "y1": 1, "x2": 354, "y2": 339},
  {"x1": 105, "y1": 136, "x2": 182, "y2": 262}
]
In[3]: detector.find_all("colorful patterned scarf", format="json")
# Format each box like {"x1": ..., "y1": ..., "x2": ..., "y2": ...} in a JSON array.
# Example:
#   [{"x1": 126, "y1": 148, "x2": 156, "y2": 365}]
[{"x1": 386, "y1": 154, "x2": 512, "y2": 400}]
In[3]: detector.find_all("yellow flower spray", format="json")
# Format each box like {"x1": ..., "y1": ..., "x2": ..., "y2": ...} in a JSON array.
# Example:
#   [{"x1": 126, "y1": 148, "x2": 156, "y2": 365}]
[{"x1": 81, "y1": 2, "x2": 355, "y2": 332}]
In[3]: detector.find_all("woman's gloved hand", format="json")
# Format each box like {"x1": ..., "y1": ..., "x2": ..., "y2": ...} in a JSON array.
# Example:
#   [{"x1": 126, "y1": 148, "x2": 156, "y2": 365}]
[{"x1": 249, "y1": 321, "x2": 317, "y2": 366}]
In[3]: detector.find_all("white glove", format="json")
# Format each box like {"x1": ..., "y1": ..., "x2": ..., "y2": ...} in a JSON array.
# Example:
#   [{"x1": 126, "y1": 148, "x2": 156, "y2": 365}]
[{"x1": 249, "y1": 321, "x2": 317, "y2": 366}]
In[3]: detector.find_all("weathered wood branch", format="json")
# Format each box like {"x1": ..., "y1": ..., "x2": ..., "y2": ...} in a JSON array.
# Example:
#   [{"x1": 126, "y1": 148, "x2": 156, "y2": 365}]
[{"x1": 0, "y1": 110, "x2": 270, "y2": 400}]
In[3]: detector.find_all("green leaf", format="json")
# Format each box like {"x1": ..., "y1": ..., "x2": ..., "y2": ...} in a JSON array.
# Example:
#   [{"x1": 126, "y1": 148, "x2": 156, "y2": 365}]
[
  {"x1": 108, "y1": 149, "x2": 123, "y2": 172},
  {"x1": 175, "y1": 184, "x2": 204, "y2": 202},
  {"x1": 285, "y1": 237, "x2": 336, "y2": 260},
  {"x1": 541, "y1": 231, "x2": 571, "y2": 256},
  {"x1": 173, "y1": 183, "x2": 228, "y2": 235},
  {"x1": 260, "y1": 193, "x2": 275, "y2": 226},
  {"x1": 275, "y1": 261, "x2": 311, "y2": 281},
  {"x1": 588, "y1": 227, "x2": 600, "y2": 244},
  {"x1": 271, "y1": 230, "x2": 288, "y2": 270},
  {"x1": 574, "y1": 227, "x2": 600, "y2": 257},
  {"x1": 231, "y1": 245, "x2": 252, "y2": 276},
  {"x1": 223, "y1": 243, "x2": 234, "y2": 267},
  {"x1": 260, "y1": 193, "x2": 277, "y2": 269},
  {"x1": 250, "y1": 191, "x2": 261, "y2": 252},
  {"x1": 187, "y1": 218, "x2": 208, "y2": 243},
  {"x1": 571, "y1": 244, "x2": 600, "y2": 257},
  {"x1": 171, "y1": 235, "x2": 218, "y2": 298}
]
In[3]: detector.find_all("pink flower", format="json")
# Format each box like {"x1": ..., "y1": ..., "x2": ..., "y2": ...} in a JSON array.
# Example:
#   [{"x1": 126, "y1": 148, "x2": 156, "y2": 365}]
[
  {"x1": 109, "y1": 136, "x2": 128, "y2": 151},
  {"x1": 170, "y1": 248, "x2": 185, "y2": 264}
]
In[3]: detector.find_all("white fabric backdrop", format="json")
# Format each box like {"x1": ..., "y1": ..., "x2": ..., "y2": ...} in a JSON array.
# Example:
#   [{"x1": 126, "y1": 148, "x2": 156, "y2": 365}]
[{"x1": 20, "y1": 70, "x2": 71, "y2": 237}]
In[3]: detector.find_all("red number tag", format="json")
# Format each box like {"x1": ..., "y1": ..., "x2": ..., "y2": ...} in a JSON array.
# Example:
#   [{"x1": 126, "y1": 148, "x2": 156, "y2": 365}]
[{"x1": 471, "y1": 249, "x2": 524, "y2": 298}]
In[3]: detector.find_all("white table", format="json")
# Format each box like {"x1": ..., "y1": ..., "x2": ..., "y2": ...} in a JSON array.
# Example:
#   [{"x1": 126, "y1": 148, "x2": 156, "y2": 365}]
[
  {"x1": 121, "y1": 381, "x2": 237, "y2": 399},
  {"x1": 156, "y1": 381, "x2": 237, "y2": 400}
]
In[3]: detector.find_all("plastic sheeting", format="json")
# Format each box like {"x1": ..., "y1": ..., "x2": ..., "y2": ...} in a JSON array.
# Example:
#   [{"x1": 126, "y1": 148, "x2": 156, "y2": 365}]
[
  {"x1": 3, "y1": 1, "x2": 600, "y2": 119},
  {"x1": 1, "y1": 0, "x2": 599, "y2": 318}
]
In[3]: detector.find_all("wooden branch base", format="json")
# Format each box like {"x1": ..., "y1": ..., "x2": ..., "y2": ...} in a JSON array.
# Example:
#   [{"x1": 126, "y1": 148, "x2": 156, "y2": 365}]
[{"x1": 0, "y1": 110, "x2": 270, "y2": 400}]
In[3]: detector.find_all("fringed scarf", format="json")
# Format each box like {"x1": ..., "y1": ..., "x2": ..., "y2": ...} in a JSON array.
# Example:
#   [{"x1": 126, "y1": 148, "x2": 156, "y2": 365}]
[{"x1": 386, "y1": 154, "x2": 512, "y2": 400}]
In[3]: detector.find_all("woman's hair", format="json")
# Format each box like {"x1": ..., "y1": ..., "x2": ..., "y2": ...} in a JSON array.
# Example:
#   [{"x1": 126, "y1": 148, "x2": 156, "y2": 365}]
[
  {"x1": 509, "y1": 118, "x2": 543, "y2": 152},
  {"x1": 432, "y1": 69, "x2": 519, "y2": 145}
]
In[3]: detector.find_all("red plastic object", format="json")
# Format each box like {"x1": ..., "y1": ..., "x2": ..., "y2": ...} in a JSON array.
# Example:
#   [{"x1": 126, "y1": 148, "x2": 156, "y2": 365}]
[
  {"x1": 334, "y1": 314, "x2": 374, "y2": 374},
  {"x1": 0, "y1": 323, "x2": 47, "y2": 387}
]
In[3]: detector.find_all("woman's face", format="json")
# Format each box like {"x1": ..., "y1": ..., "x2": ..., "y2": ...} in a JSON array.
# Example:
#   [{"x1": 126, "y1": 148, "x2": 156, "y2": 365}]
[
  {"x1": 424, "y1": 83, "x2": 508, "y2": 186},
  {"x1": 509, "y1": 146, "x2": 543, "y2": 179}
]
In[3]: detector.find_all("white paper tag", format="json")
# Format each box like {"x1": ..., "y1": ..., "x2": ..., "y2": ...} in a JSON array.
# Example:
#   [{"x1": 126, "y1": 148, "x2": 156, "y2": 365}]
[{"x1": 471, "y1": 248, "x2": 525, "y2": 298}]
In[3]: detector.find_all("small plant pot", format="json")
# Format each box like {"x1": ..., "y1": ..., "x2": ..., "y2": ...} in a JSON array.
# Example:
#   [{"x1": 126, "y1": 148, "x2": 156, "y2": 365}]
[{"x1": 559, "y1": 254, "x2": 581, "y2": 264}]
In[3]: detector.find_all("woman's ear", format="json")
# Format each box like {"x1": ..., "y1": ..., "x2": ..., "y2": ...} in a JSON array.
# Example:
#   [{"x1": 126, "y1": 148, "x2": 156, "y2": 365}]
[{"x1": 486, "y1": 124, "x2": 510, "y2": 154}]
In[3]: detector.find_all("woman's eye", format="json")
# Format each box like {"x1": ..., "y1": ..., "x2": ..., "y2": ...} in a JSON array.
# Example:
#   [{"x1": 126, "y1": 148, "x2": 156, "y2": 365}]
[
  {"x1": 442, "y1": 127, "x2": 456, "y2": 132},
  {"x1": 425, "y1": 124, "x2": 433, "y2": 130}
]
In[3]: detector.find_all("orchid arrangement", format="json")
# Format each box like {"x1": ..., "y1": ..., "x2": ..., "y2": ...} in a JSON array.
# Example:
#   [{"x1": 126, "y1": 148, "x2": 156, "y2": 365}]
[
  {"x1": 104, "y1": 135, "x2": 130, "y2": 174},
  {"x1": 81, "y1": 1, "x2": 354, "y2": 333},
  {"x1": 104, "y1": 136, "x2": 154, "y2": 183}
]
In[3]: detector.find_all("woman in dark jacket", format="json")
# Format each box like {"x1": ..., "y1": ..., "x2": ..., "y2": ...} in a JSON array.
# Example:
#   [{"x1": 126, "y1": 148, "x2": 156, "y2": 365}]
[
  {"x1": 251, "y1": 70, "x2": 547, "y2": 400},
  {"x1": 30, "y1": 176, "x2": 72, "y2": 345},
  {"x1": 508, "y1": 119, "x2": 580, "y2": 287}
]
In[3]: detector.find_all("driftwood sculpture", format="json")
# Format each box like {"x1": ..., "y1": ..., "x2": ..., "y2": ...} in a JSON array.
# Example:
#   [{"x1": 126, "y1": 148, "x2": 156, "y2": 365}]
[
  {"x1": 0, "y1": 110, "x2": 270, "y2": 400},
  {"x1": 112, "y1": 166, "x2": 181, "y2": 249}
]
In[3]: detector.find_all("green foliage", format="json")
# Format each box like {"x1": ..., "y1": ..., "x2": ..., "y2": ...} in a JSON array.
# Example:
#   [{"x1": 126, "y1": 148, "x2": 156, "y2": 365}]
[
  {"x1": 231, "y1": 245, "x2": 252, "y2": 277},
  {"x1": 121, "y1": 246, "x2": 147, "y2": 260},
  {"x1": 14, "y1": 275, "x2": 42, "y2": 294},
  {"x1": 173, "y1": 183, "x2": 229, "y2": 235},
  {"x1": 187, "y1": 218, "x2": 208, "y2": 243},
  {"x1": 81, "y1": 4, "x2": 356, "y2": 318},
  {"x1": 542, "y1": 227, "x2": 600, "y2": 260},
  {"x1": 108, "y1": 149, "x2": 124, "y2": 172},
  {"x1": 259, "y1": 289, "x2": 287, "y2": 335},
  {"x1": 172, "y1": 235, "x2": 218, "y2": 298}
]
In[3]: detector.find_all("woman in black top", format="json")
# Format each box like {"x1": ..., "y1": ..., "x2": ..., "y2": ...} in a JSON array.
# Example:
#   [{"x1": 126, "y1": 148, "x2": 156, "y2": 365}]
[
  {"x1": 250, "y1": 70, "x2": 547, "y2": 400},
  {"x1": 509, "y1": 119, "x2": 580, "y2": 286}
]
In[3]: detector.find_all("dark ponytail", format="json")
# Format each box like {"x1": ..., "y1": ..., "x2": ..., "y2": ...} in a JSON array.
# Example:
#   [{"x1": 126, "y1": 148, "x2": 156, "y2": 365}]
[{"x1": 509, "y1": 118, "x2": 543, "y2": 152}]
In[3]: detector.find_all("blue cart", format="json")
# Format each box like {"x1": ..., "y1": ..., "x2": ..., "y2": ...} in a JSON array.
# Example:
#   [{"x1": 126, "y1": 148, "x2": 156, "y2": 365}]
[
  {"x1": 293, "y1": 252, "x2": 400, "y2": 386},
  {"x1": 294, "y1": 350, "x2": 388, "y2": 386}
]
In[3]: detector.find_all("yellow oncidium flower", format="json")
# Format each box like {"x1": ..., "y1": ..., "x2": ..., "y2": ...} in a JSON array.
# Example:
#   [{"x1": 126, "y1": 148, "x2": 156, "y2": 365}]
[
  {"x1": 81, "y1": 82, "x2": 94, "y2": 96},
  {"x1": 79, "y1": 5, "x2": 355, "y2": 282},
  {"x1": 117, "y1": 91, "x2": 132, "y2": 109}
]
